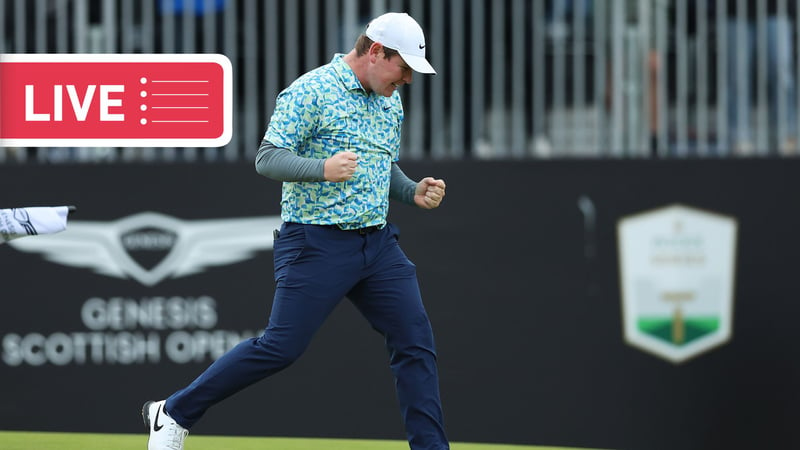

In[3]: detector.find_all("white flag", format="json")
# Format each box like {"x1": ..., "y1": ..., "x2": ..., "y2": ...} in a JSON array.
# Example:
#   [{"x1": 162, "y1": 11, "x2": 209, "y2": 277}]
[{"x1": 0, "y1": 206, "x2": 72, "y2": 243}]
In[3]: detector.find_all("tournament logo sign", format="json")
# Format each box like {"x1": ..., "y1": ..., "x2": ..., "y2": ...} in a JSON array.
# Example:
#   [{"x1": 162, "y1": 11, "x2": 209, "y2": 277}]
[
  {"x1": 1, "y1": 211, "x2": 282, "y2": 367},
  {"x1": 617, "y1": 204, "x2": 738, "y2": 363}
]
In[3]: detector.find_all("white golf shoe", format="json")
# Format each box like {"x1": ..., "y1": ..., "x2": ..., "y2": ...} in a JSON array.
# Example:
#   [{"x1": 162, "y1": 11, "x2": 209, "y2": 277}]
[{"x1": 142, "y1": 400, "x2": 188, "y2": 450}]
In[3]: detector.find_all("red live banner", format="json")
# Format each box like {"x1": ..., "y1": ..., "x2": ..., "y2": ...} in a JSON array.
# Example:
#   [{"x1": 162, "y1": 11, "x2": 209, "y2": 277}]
[{"x1": 0, "y1": 54, "x2": 232, "y2": 147}]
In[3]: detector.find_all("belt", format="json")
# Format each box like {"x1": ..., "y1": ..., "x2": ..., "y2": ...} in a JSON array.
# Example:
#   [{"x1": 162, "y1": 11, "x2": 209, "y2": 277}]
[{"x1": 324, "y1": 224, "x2": 383, "y2": 235}]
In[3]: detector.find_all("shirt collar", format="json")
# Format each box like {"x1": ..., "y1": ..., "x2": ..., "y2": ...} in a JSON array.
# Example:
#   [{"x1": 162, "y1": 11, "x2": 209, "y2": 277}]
[{"x1": 331, "y1": 53, "x2": 365, "y2": 93}]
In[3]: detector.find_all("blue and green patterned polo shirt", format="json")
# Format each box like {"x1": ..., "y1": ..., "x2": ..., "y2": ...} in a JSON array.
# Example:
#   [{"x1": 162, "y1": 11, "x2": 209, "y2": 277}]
[{"x1": 264, "y1": 54, "x2": 404, "y2": 230}]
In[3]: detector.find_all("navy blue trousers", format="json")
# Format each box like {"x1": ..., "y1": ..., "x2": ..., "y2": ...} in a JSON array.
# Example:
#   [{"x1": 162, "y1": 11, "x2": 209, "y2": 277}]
[{"x1": 165, "y1": 222, "x2": 449, "y2": 450}]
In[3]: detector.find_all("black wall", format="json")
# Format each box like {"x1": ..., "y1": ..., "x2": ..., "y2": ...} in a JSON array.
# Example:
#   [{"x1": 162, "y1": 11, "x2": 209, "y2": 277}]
[{"x1": 1, "y1": 160, "x2": 798, "y2": 450}]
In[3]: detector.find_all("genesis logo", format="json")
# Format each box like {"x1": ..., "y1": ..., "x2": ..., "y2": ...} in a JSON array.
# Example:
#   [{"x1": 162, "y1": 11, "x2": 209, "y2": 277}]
[{"x1": 6, "y1": 211, "x2": 283, "y2": 286}]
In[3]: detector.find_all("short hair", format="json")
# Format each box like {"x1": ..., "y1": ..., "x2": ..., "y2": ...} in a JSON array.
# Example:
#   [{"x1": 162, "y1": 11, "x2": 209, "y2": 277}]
[{"x1": 354, "y1": 34, "x2": 399, "y2": 60}]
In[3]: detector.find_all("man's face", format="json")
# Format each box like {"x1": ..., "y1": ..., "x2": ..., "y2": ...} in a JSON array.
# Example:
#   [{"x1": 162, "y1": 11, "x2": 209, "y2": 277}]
[{"x1": 369, "y1": 46, "x2": 413, "y2": 97}]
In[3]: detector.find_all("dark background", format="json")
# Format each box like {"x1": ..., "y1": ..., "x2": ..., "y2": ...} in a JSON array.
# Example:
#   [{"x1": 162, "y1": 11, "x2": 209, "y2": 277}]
[{"x1": 1, "y1": 160, "x2": 798, "y2": 450}]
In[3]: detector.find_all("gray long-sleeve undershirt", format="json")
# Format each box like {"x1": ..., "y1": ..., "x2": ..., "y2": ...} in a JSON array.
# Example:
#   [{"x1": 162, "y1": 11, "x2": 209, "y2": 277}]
[{"x1": 255, "y1": 140, "x2": 418, "y2": 205}]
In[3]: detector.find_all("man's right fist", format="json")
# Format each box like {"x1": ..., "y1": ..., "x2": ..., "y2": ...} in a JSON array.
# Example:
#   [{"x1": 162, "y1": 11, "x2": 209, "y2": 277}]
[{"x1": 324, "y1": 151, "x2": 358, "y2": 182}]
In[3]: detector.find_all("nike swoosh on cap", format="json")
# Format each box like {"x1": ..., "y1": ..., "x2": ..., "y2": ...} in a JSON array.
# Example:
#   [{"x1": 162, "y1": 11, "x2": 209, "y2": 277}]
[{"x1": 365, "y1": 12, "x2": 436, "y2": 74}]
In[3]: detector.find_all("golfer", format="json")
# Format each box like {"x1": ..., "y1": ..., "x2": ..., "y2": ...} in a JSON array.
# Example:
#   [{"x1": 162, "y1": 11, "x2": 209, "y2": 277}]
[{"x1": 143, "y1": 12, "x2": 449, "y2": 450}]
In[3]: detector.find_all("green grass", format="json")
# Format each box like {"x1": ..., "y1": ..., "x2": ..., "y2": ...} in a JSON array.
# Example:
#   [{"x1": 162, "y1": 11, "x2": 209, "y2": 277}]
[{"x1": 0, "y1": 431, "x2": 606, "y2": 450}]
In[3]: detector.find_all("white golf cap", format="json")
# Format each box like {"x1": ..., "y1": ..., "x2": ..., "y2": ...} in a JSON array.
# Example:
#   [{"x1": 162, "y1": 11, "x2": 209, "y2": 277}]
[{"x1": 365, "y1": 12, "x2": 436, "y2": 74}]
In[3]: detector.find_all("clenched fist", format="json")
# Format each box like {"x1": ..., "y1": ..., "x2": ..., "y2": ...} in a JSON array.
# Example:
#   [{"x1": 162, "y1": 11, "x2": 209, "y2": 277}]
[
  {"x1": 414, "y1": 177, "x2": 446, "y2": 209},
  {"x1": 324, "y1": 152, "x2": 358, "y2": 182}
]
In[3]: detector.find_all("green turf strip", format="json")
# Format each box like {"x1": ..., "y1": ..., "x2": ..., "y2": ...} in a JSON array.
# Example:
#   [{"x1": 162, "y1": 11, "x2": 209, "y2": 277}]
[{"x1": 0, "y1": 431, "x2": 607, "y2": 450}]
